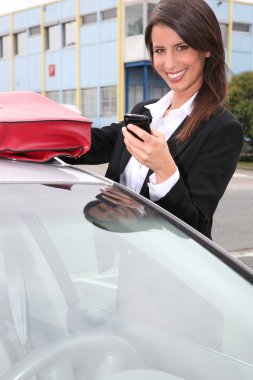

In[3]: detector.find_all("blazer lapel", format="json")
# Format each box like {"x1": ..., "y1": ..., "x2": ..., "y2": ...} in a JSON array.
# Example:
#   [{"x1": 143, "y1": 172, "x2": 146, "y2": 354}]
[
  {"x1": 140, "y1": 168, "x2": 153, "y2": 196},
  {"x1": 120, "y1": 148, "x2": 131, "y2": 173},
  {"x1": 167, "y1": 118, "x2": 188, "y2": 159},
  {"x1": 169, "y1": 118, "x2": 206, "y2": 159}
]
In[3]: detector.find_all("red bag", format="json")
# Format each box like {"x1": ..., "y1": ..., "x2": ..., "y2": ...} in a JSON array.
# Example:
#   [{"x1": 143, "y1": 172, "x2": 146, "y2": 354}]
[{"x1": 0, "y1": 91, "x2": 92, "y2": 162}]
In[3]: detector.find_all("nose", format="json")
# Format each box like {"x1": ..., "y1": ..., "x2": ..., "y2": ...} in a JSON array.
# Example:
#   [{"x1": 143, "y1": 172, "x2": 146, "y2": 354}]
[{"x1": 164, "y1": 51, "x2": 178, "y2": 71}]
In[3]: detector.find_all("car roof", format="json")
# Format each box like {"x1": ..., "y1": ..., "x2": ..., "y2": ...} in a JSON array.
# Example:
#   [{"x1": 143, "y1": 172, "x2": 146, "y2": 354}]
[
  {"x1": 0, "y1": 157, "x2": 252, "y2": 283},
  {"x1": 0, "y1": 157, "x2": 110, "y2": 185},
  {"x1": 1, "y1": 160, "x2": 253, "y2": 380}
]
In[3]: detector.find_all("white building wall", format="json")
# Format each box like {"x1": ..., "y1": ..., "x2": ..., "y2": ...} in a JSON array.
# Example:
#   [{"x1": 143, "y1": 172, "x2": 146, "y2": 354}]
[{"x1": 0, "y1": 0, "x2": 252, "y2": 122}]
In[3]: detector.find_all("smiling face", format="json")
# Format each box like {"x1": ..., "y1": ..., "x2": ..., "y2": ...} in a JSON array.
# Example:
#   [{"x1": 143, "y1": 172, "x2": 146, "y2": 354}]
[{"x1": 151, "y1": 23, "x2": 209, "y2": 106}]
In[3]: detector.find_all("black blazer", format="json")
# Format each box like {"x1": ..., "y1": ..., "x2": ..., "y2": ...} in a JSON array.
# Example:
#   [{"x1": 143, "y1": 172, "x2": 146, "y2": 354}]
[{"x1": 64, "y1": 99, "x2": 243, "y2": 238}]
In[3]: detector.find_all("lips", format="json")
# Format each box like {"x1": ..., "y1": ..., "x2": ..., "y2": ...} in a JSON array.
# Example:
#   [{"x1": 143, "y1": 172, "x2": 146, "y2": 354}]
[{"x1": 167, "y1": 68, "x2": 187, "y2": 79}]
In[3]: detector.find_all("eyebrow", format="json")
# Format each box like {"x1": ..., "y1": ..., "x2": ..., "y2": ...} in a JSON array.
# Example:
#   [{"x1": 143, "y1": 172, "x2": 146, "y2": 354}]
[
  {"x1": 152, "y1": 45, "x2": 164, "y2": 49},
  {"x1": 153, "y1": 41, "x2": 186, "y2": 49},
  {"x1": 174, "y1": 41, "x2": 186, "y2": 46}
]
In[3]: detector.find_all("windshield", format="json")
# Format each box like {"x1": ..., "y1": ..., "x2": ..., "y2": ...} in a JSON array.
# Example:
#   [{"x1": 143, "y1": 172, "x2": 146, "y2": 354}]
[{"x1": 0, "y1": 182, "x2": 252, "y2": 380}]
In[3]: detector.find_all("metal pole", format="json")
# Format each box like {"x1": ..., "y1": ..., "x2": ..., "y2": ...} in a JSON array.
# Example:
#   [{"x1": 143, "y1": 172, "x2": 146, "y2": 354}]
[
  {"x1": 76, "y1": 0, "x2": 81, "y2": 110},
  {"x1": 117, "y1": 0, "x2": 125, "y2": 121},
  {"x1": 143, "y1": 64, "x2": 148, "y2": 100},
  {"x1": 40, "y1": 5, "x2": 45, "y2": 95},
  {"x1": 9, "y1": 13, "x2": 14, "y2": 91},
  {"x1": 227, "y1": 0, "x2": 233, "y2": 80}
]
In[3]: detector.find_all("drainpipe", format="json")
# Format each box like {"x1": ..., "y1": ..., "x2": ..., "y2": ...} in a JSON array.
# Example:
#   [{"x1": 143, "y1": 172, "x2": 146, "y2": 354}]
[
  {"x1": 76, "y1": 0, "x2": 81, "y2": 110},
  {"x1": 227, "y1": 0, "x2": 233, "y2": 80},
  {"x1": 117, "y1": 0, "x2": 125, "y2": 121},
  {"x1": 40, "y1": 4, "x2": 45, "y2": 95},
  {"x1": 9, "y1": 13, "x2": 14, "y2": 91}
]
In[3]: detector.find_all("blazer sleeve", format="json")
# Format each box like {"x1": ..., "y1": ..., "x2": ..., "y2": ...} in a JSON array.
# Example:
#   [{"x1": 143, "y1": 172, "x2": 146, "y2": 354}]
[
  {"x1": 155, "y1": 112, "x2": 243, "y2": 237},
  {"x1": 62, "y1": 98, "x2": 158, "y2": 166},
  {"x1": 62, "y1": 121, "x2": 125, "y2": 165}
]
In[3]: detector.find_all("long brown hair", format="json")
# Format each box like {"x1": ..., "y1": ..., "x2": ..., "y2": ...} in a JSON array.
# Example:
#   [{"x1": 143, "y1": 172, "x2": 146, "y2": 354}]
[{"x1": 145, "y1": 0, "x2": 227, "y2": 141}]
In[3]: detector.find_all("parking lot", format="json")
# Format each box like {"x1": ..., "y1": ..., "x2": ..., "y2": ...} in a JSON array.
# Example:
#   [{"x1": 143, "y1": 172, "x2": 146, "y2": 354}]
[
  {"x1": 79, "y1": 164, "x2": 253, "y2": 262},
  {"x1": 212, "y1": 167, "x2": 253, "y2": 268}
]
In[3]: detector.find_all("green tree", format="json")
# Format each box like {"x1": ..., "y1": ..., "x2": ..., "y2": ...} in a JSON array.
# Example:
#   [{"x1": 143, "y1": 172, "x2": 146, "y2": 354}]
[{"x1": 227, "y1": 71, "x2": 253, "y2": 138}]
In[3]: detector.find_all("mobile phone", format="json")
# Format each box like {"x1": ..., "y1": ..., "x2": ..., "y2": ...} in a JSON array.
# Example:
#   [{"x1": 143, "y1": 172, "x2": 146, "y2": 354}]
[{"x1": 124, "y1": 113, "x2": 151, "y2": 140}]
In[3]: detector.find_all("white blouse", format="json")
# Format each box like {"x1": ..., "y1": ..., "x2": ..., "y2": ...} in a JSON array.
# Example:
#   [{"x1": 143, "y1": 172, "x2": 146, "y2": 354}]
[{"x1": 120, "y1": 90, "x2": 196, "y2": 201}]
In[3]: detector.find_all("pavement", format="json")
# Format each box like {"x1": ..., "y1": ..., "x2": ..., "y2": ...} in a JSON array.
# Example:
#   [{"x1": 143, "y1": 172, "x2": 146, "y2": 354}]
[
  {"x1": 80, "y1": 164, "x2": 253, "y2": 269},
  {"x1": 212, "y1": 165, "x2": 253, "y2": 269}
]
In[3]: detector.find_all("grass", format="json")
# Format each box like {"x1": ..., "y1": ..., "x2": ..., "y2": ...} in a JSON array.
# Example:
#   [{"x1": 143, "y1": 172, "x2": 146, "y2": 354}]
[{"x1": 238, "y1": 161, "x2": 253, "y2": 169}]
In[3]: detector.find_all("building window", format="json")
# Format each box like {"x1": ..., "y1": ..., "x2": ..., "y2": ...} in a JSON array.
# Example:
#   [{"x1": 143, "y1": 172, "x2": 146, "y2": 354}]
[
  {"x1": 220, "y1": 22, "x2": 251, "y2": 48},
  {"x1": 46, "y1": 24, "x2": 61, "y2": 50},
  {"x1": 219, "y1": 23, "x2": 228, "y2": 48},
  {"x1": 101, "y1": 8, "x2": 117, "y2": 21},
  {"x1": 81, "y1": 12, "x2": 97, "y2": 25},
  {"x1": 62, "y1": 89, "x2": 76, "y2": 107},
  {"x1": 45, "y1": 91, "x2": 60, "y2": 103},
  {"x1": 148, "y1": 85, "x2": 168, "y2": 99},
  {"x1": 63, "y1": 20, "x2": 76, "y2": 47},
  {"x1": 29, "y1": 25, "x2": 40, "y2": 36},
  {"x1": 81, "y1": 88, "x2": 97, "y2": 117},
  {"x1": 14, "y1": 31, "x2": 27, "y2": 55},
  {"x1": 100, "y1": 86, "x2": 116, "y2": 116},
  {"x1": 128, "y1": 85, "x2": 143, "y2": 112},
  {"x1": 0, "y1": 35, "x2": 10, "y2": 58},
  {"x1": 148, "y1": 3, "x2": 156, "y2": 20},
  {"x1": 233, "y1": 22, "x2": 251, "y2": 33},
  {"x1": 125, "y1": 4, "x2": 143, "y2": 36}
]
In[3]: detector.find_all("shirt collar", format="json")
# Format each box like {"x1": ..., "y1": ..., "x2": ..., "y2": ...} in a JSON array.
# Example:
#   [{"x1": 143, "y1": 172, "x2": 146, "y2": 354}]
[{"x1": 145, "y1": 90, "x2": 197, "y2": 119}]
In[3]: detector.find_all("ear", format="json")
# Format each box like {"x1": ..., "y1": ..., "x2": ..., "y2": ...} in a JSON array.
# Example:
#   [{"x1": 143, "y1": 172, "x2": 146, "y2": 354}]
[{"x1": 205, "y1": 51, "x2": 211, "y2": 58}]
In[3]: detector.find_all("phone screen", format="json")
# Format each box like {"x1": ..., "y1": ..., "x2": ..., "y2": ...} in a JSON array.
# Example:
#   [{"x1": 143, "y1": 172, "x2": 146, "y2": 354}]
[{"x1": 124, "y1": 113, "x2": 151, "y2": 140}]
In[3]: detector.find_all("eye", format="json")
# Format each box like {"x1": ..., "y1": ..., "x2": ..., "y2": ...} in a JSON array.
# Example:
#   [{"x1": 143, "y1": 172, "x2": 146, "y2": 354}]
[
  {"x1": 153, "y1": 47, "x2": 165, "y2": 54},
  {"x1": 176, "y1": 44, "x2": 188, "y2": 52}
]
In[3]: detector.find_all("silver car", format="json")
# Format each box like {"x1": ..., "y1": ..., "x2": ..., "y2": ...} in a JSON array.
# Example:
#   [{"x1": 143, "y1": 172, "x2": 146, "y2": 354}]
[{"x1": 0, "y1": 157, "x2": 252, "y2": 380}]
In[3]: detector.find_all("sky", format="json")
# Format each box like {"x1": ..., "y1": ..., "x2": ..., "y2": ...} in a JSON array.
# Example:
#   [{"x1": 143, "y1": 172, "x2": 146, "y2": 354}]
[{"x1": 0, "y1": 0, "x2": 253, "y2": 15}]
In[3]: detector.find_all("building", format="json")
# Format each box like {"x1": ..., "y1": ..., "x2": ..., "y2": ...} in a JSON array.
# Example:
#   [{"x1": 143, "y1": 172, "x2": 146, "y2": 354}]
[{"x1": 0, "y1": 0, "x2": 253, "y2": 127}]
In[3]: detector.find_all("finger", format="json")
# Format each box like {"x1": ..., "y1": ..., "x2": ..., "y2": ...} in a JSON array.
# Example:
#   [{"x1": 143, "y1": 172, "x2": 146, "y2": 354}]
[
  {"x1": 125, "y1": 124, "x2": 151, "y2": 142},
  {"x1": 102, "y1": 187, "x2": 141, "y2": 208},
  {"x1": 101, "y1": 190, "x2": 125, "y2": 204},
  {"x1": 101, "y1": 190, "x2": 121, "y2": 201},
  {"x1": 101, "y1": 194, "x2": 121, "y2": 205},
  {"x1": 151, "y1": 127, "x2": 164, "y2": 139},
  {"x1": 102, "y1": 187, "x2": 122, "y2": 198}
]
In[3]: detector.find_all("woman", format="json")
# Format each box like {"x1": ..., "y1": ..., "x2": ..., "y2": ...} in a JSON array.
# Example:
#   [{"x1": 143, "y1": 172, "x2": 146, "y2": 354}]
[{"x1": 64, "y1": 0, "x2": 243, "y2": 239}]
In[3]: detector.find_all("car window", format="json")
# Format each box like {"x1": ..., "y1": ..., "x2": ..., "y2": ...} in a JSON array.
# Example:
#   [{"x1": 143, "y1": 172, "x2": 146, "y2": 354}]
[{"x1": 0, "y1": 183, "x2": 253, "y2": 380}]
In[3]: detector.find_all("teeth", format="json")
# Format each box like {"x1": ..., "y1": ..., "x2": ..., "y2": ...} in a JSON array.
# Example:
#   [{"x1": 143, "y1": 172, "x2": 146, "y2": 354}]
[{"x1": 168, "y1": 69, "x2": 186, "y2": 79}]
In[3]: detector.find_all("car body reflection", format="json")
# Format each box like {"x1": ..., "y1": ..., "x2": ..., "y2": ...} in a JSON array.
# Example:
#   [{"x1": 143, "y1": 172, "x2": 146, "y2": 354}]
[{"x1": 0, "y1": 158, "x2": 253, "y2": 380}]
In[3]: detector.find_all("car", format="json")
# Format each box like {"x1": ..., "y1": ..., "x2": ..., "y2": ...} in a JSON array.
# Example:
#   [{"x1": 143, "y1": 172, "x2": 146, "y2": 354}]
[
  {"x1": 242, "y1": 136, "x2": 253, "y2": 155},
  {"x1": 0, "y1": 156, "x2": 253, "y2": 380}
]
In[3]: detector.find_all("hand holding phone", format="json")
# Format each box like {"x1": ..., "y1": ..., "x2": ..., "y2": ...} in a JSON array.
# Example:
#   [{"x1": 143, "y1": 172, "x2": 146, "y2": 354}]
[{"x1": 124, "y1": 113, "x2": 151, "y2": 141}]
